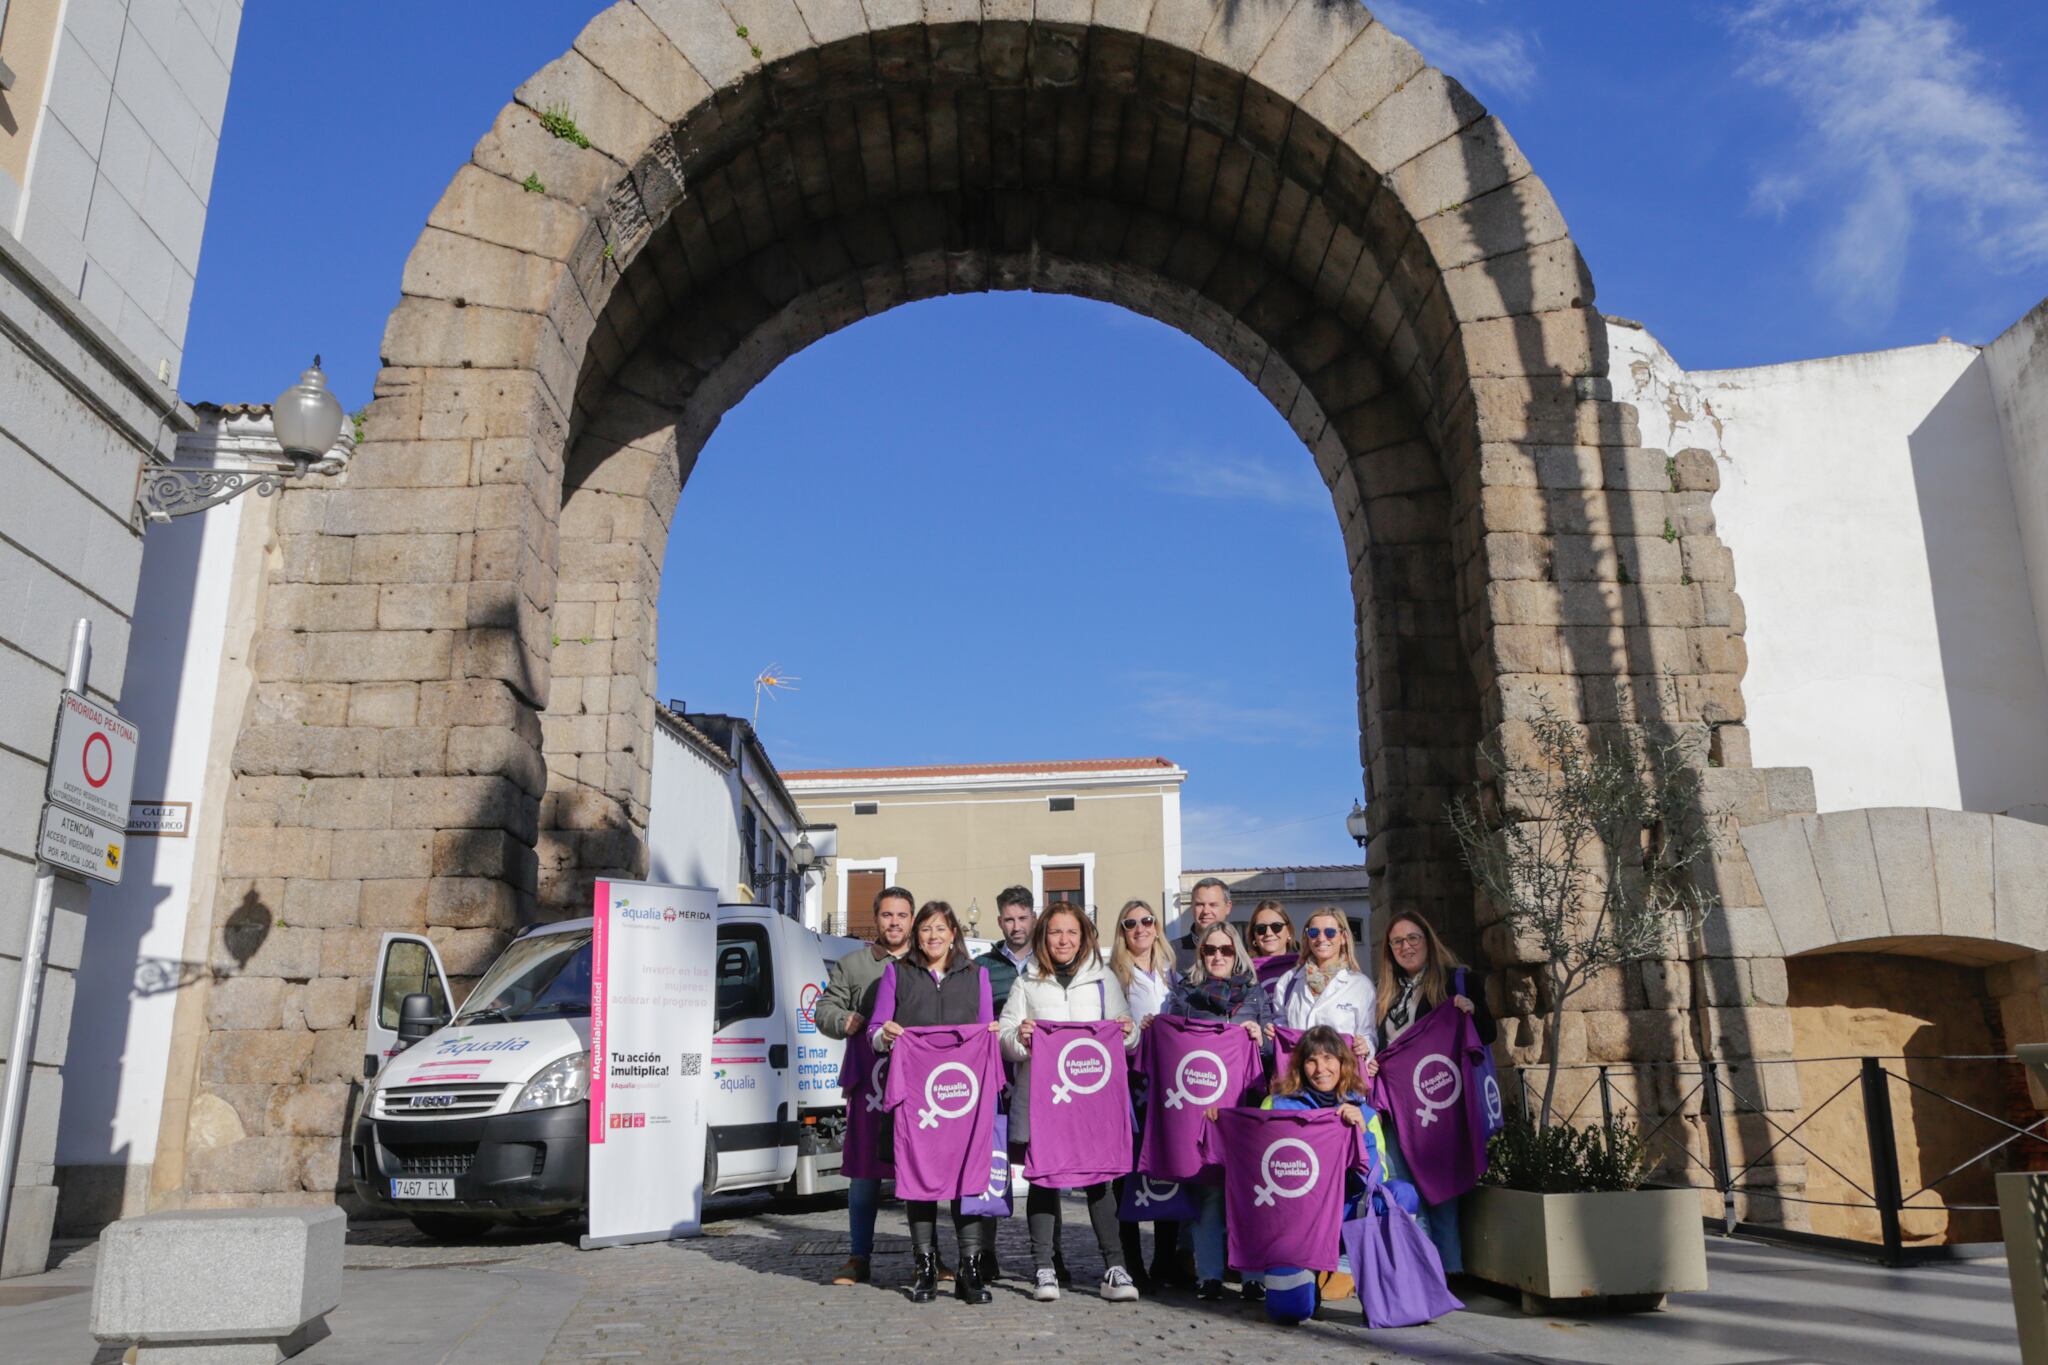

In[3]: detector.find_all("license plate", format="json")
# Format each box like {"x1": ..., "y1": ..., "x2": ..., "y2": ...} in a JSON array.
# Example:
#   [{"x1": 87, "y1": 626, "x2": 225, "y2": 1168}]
[{"x1": 392, "y1": 1178, "x2": 453, "y2": 1200}]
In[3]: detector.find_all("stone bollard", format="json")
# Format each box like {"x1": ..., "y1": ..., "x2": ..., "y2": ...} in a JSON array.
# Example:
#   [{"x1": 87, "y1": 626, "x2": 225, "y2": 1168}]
[{"x1": 90, "y1": 1207, "x2": 344, "y2": 1364}]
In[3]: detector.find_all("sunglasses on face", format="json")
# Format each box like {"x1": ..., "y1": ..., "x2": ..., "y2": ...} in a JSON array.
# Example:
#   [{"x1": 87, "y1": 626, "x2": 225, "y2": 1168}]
[
  {"x1": 1121, "y1": 916, "x2": 1156, "y2": 930},
  {"x1": 1199, "y1": 944, "x2": 1234, "y2": 957},
  {"x1": 1304, "y1": 926, "x2": 1344, "y2": 940},
  {"x1": 1251, "y1": 922, "x2": 1286, "y2": 937}
]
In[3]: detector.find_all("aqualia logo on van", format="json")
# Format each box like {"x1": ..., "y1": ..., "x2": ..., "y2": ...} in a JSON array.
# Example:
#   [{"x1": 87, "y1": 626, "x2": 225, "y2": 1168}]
[
  {"x1": 713, "y1": 1068, "x2": 757, "y2": 1093},
  {"x1": 433, "y1": 1034, "x2": 532, "y2": 1059},
  {"x1": 616, "y1": 895, "x2": 710, "y2": 926}
]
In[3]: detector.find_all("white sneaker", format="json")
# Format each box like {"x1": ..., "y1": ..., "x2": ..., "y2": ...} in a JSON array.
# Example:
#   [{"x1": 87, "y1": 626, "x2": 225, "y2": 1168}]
[
  {"x1": 1033, "y1": 1268, "x2": 1061, "y2": 1301},
  {"x1": 1100, "y1": 1265, "x2": 1140, "y2": 1302}
]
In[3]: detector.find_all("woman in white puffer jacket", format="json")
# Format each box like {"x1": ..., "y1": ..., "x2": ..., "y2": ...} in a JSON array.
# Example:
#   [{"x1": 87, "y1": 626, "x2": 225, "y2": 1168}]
[
  {"x1": 998, "y1": 903, "x2": 1138, "y2": 1304},
  {"x1": 1270, "y1": 907, "x2": 1376, "y2": 1059}
]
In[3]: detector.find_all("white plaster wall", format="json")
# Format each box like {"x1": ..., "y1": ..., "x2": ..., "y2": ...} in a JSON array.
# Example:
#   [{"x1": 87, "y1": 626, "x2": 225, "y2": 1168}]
[
  {"x1": 647, "y1": 726, "x2": 741, "y2": 899},
  {"x1": 11, "y1": 0, "x2": 240, "y2": 378},
  {"x1": 1611, "y1": 320, "x2": 2048, "y2": 820},
  {"x1": 55, "y1": 487, "x2": 244, "y2": 1170},
  {"x1": 1984, "y1": 300, "x2": 2048, "y2": 704}
]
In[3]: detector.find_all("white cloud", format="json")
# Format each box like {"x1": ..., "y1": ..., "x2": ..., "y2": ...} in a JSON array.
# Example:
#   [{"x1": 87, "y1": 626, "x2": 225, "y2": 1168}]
[
  {"x1": 1144, "y1": 449, "x2": 1323, "y2": 509},
  {"x1": 1372, "y1": 1, "x2": 1538, "y2": 99},
  {"x1": 1179, "y1": 801, "x2": 1363, "y2": 872},
  {"x1": 1735, "y1": 0, "x2": 2048, "y2": 320},
  {"x1": 1126, "y1": 672, "x2": 1344, "y2": 749}
]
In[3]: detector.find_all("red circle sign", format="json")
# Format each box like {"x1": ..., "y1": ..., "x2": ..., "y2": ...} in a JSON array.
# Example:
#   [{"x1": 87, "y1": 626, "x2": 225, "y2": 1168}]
[{"x1": 82, "y1": 731, "x2": 112, "y2": 788}]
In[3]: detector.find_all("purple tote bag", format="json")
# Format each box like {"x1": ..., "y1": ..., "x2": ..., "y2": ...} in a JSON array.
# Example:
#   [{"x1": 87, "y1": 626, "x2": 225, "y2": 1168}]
[
  {"x1": 960, "y1": 1113, "x2": 1012, "y2": 1217},
  {"x1": 1339, "y1": 1170, "x2": 1463, "y2": 1329}
]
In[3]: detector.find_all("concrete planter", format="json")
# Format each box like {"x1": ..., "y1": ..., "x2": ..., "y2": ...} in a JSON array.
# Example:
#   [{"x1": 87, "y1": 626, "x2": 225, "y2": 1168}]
[{"x1": 1464, "y1": 1185, "x2": 1709, "y2": 1313}]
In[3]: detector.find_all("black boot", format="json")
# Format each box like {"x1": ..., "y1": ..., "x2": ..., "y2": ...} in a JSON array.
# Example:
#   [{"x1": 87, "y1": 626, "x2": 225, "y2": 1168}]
[
  {"x1": 910, "y1": 1250, "x2": 939, "y2": 1303},
  {"x1": 955, "y1": 1251, "x2": 992, "y2": 1305}
]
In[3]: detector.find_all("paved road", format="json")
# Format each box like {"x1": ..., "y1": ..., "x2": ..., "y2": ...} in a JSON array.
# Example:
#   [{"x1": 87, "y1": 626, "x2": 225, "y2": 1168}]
[{"x1": 7, "y1": 1191, "x2": 2022, "y2": 1363}]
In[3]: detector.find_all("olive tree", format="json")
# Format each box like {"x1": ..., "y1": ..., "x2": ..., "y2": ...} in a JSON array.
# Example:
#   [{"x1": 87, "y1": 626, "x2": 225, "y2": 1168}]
[{"x1": 1447, "y1": 705, "x2": 1723, "y2": 1129}]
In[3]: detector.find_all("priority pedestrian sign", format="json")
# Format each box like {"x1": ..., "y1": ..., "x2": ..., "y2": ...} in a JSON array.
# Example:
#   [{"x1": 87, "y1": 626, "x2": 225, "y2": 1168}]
[{"x1": 46, "y1": 690, "x2": 137, "y2": 827}]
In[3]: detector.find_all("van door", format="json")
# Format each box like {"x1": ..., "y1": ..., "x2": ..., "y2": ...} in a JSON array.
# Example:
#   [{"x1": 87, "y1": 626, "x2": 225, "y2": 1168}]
[
  {"x1": 365, "y1": 932, "x2": 452, "y2": 1079},
  {"x1": 708, "y1": 920, "x2": 795, "y2": 1189}
]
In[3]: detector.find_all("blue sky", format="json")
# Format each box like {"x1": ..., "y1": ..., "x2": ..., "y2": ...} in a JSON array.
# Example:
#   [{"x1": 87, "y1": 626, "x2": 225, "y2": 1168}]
[{"x1": 182, "y1": 1, "x2": 2048, "y2": 869}]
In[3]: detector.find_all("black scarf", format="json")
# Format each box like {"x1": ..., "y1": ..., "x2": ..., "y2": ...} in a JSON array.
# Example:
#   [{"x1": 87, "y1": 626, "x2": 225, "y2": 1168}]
[{"x1": 1181, "y1": 972, "x2": 1256, "y2": 1019}]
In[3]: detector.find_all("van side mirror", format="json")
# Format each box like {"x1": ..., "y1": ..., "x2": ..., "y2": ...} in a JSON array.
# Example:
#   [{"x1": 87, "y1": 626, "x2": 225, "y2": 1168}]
[{"x1": 396, "y1": 992, "x2": 445, "y2": 1049}]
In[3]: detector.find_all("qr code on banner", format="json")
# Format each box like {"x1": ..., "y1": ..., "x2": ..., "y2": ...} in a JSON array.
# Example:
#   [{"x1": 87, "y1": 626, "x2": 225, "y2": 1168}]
[{"x1": 679, "y1": 1053, "x2": 702, "y2": 1076}]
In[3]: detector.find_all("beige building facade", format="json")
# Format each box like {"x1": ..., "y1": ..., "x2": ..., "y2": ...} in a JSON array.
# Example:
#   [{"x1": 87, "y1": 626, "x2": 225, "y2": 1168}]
[{"x1": 785, "y1": 759, "x2": 1185, "y2": 942}]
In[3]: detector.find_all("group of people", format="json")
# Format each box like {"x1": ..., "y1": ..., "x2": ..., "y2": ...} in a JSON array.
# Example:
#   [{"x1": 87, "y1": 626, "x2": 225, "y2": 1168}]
[{"x1": 812, "y1": 877, "x2": 1497, "y2": 1322}]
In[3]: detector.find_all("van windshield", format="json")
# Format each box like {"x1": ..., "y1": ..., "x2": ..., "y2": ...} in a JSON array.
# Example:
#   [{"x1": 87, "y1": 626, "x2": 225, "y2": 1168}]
[{"x1": 455, "y1": 930, "x2": 593, "y2": 1024}]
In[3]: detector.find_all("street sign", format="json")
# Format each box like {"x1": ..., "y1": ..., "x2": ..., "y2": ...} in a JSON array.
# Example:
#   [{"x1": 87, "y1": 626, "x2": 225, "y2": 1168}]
[
  {"x1": 46, "y1": 689, "x2": 138, "y2": 826},
  {"x1": 128, "y1": 801, "x2": 190, "y2": 837},
  {"x1": 37, "y1": 805, "x2": 125, "y2": 885}
]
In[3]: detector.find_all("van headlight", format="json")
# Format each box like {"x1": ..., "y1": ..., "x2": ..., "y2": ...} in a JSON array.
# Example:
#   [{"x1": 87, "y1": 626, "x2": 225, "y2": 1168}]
[{"x1": 511, "y1": 1053, "x2": 589, "y2": 1111}]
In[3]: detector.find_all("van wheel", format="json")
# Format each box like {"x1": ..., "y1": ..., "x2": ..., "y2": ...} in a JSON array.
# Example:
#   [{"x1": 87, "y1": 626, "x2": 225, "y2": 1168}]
[{"x1": 408, "y1": 1212, "x2": 493, "y2": 1242}]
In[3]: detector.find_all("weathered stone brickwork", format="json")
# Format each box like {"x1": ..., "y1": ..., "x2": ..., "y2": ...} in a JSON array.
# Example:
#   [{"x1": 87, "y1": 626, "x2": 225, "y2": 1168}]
[{"x1": 160, "y1": 0, "x2": 1793, "y2": 1211}]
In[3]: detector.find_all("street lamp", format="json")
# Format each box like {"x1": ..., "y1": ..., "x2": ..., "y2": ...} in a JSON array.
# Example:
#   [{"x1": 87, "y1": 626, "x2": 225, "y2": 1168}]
[
  {"x1": 1346, "y1": 800, "x2": 1370, "y2": 848},
  {"x1": 138, "y1": 357, "x2": 349, "y2": 521}
]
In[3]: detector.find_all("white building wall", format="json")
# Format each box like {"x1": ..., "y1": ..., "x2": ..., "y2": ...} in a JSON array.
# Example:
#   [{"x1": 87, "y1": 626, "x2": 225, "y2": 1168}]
[
  {"x1": 55, "y1": 475, "x2": 246, "y2": 1198},
  {"x1": 646, "y1": 724, "x2": 741, "y2": 899},
  {"x1": 1985, "y1": 300, "x2": 2048, "y2": 699},
  {"x1": 10, "y1": 0, "x2": 240, "y2": 378},
  {"x1": 1611, "y1": 319, "x2": 2048, "y2": 822}
]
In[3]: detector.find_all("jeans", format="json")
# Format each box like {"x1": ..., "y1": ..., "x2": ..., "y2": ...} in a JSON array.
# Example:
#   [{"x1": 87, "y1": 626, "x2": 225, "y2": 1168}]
[
  {"x1": 848, "y1": 1176, "x2": 881, "y2": 1258},
  {"x1": 1191, "y1": 1186, "x2": 1258, "y2": 1286},
  {"x1": 1381, "y1": 1124, "x2": 1464, "y2": 1274}
]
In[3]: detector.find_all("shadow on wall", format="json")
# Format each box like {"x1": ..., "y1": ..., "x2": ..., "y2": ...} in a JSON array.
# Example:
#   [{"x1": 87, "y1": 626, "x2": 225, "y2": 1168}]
[
  {"x1": 1907, "y1": 355, "x2": 2048, "y2": 822},
  {"x1": 54, "y1": 497, "x2": 209, "y2": 1230}
]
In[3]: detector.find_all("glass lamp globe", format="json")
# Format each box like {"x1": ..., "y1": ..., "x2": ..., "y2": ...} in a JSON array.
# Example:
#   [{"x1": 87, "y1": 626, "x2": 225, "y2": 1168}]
[
  {"x1": 1345, "y1": 800, "x2": 1370, "y2": 845},
  {"x1": 792, "y1": 833, "x2": 817, "y2": 870},
  {"x1": 273, "y1": 356, "x2": 345, "y2": 463}
]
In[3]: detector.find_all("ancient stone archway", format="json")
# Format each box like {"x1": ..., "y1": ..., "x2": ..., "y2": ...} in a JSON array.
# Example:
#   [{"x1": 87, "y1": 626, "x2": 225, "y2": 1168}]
[{"x1": 175, "y1": 0, "x2": 1756, "y2": 1204}]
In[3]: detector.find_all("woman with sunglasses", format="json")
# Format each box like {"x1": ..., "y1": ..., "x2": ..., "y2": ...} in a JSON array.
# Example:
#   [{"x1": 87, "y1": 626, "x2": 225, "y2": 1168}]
[
  {"x1": 1246, "y1": 901, "x2": 1296, "y2": 991},
  {"x1": 1272, "y1": 908, "x2": 1375, "y2": 1060},
  {"x1": 1158, "y1": 922, "x2": 1275, "y2": 1302},
  {"x1": 1109, "y1": 899, "x2": 1181, "y2": 1285}
]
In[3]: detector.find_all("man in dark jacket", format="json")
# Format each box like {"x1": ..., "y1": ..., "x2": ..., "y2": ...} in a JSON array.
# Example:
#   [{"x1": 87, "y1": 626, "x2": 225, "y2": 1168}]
[
  {"x1": 973, "y1": 885, "x2": 1036, "y2": 1014},
  {"x1": 817, "y1": 885, "x2": 913, "y2": 1287},
  {"x1": 1175, "y1": 877, "x2": 1234, "y2": 971}
]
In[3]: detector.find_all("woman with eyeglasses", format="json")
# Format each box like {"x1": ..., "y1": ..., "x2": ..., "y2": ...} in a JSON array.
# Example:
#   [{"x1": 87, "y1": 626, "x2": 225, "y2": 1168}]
[
  {"x1": 1367, "y1": 911, "x2": 1496, "y2": 1276},
  {"x1": 1272, "y1": 908, "x2": 1376, "y2": 1060},
  {"x1": 1156, "y1": 921, "x2": 1276, "y2": 1303},
  {"x1": 1108, "y1": 899, "x2": 1181, "y2": 1286},
  {"x1": 1246, "y1": 901, "x2": 1296, "y2": 991}
]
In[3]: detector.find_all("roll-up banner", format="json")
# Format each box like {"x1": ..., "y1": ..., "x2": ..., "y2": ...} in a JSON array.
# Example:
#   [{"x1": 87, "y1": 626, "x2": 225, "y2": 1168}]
[{"x1": 581, "y1": 878, "x2": 718, "y2": 1249}]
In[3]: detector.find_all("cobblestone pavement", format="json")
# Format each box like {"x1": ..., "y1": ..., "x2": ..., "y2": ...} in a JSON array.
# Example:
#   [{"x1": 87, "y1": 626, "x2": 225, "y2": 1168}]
[
  {"x1": 345, "y1": 1192, "x2": 1421, "y2": 1364},
  {"x1": 15, "y1": 1195, "x2": 2015, "y2": 1363}
]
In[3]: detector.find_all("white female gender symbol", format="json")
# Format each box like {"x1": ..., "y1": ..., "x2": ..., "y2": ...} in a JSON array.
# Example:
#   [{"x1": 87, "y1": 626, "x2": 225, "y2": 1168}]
[
  {"x1": 1411, "y1": 1053, "x2": 1463, "y2": 1127},
  {"x1": 1049, "y1": 1036, "x2": 1114, "y2": 1105},
  {"x1": 1164, "y1": 1049, "x2": 1228, "y2": 1111},
  {"x1": 917, "y1": 1061, "x2": 980, "y2": 1129},
  {"x1": 1253, "y1": 1137, "x2": 1322, "y2": 1207}
]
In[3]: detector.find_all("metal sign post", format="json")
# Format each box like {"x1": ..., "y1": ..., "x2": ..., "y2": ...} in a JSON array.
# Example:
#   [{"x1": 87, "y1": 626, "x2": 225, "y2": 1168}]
[{"x1": 0, "y1": 619, "x2": 91, "y2": 1264}]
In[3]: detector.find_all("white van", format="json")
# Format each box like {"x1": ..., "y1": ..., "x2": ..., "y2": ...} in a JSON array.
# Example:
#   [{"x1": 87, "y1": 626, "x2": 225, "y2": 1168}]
[{"x1": 349, "y1": 904, "x2": 861, "y2": 1238}]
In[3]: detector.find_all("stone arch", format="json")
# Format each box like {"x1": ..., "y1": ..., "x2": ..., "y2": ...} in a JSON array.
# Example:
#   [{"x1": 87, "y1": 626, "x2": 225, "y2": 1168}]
[{"x1": 183, "y1": 1, "x2": 1752, "y2": 1204}]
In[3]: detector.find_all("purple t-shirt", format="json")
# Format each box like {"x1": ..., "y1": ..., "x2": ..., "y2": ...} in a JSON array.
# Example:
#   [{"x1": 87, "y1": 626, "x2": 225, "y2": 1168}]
[
  {"x1": 882, "y1": 1025, "x2": 1003, "y2": 1201},
  {"x1": 1217, "y1": 1106, "x2": 1364, "y2": 1273},
  {"x1": 836, "y1": 1030, "x2": 892, "y2": 1182},
  {"x1": 1024, "y1": 1020, "x2": 1132, "y2": 1188},
  {"x1": 1136, "y1": 1016, "x2": 1262, "y2": 1183},
  {"x1": 1370, "y1": 998, "x2": 1490, "y2": 1204}
]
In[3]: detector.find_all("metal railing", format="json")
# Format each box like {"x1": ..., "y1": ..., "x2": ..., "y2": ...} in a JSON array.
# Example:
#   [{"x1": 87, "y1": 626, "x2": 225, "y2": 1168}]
[{"x1": 1511, "y1": 1054, "x2": 2048, "y2": 1266}]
